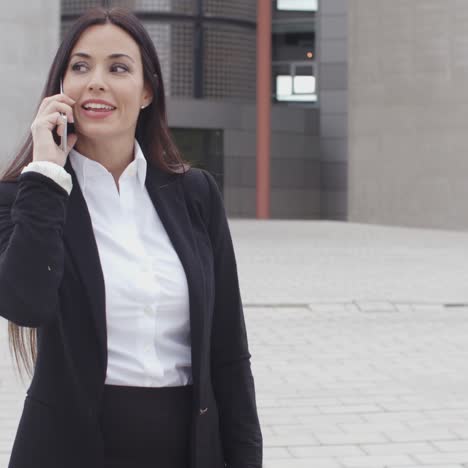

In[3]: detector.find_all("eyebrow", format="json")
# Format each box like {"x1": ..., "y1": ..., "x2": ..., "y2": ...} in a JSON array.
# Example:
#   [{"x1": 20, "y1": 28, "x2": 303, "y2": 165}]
[{"x1": 69, "y1": 52, "x2": 135, "y2": 63}]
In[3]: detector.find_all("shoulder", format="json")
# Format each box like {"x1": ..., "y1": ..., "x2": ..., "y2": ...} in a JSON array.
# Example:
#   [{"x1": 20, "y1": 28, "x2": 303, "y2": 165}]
[
  {"x1": 180, "y1": 166, "x2": 221, "y2": 205},
  {"x1": 179, "y1": 166, "x2": 223, "y2": 227},
  {"x1": 180, "y1": 166, "x2": 212, "y2": 197}
]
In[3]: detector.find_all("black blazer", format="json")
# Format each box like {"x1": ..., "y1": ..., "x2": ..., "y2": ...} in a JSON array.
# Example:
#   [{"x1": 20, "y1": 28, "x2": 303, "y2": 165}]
[{"x1": 0, "y1": 159, "x2": 262, "y2": 468}]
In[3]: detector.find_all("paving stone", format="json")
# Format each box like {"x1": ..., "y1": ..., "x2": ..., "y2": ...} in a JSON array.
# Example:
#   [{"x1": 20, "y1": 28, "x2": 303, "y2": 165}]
[
  {"x1": 356, "y1": 301, "x2": 396, "y2": 312},
  {"x1": 413, "y1": 453, "x2": 468, "y2": 464},
  {"x1": 2, "y1": 220, "x2": 468, "y2": 466}
]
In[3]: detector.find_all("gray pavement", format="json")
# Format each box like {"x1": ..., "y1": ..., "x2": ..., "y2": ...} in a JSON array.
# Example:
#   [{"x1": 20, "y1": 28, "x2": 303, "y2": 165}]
[
  {"x1": 1, "y1": 220, "x2": 468, "y2": 468},
  {"x1": 233, "y1": 220, "x2": 468, "y2": 305}
]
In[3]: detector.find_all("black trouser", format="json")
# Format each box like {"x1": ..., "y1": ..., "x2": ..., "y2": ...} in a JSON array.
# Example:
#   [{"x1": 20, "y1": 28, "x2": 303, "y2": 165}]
[{"x1": 100, "y1": 383, "x2": 193, "y2": 468}]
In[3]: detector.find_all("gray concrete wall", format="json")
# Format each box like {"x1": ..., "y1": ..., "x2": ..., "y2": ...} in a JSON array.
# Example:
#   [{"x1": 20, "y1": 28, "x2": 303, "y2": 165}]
[
  {"x1": 168, "y1": 99, "x2": 320, "y2": 218},
  {"x1": 348, "y1": 0, "x2": 468, "y2": 230},
  {"x1": 317, "y1": 0, "x2": 348, "y2": 220},
  {"x1": 0, "y1": 1, "x2": 61, "y2": 172}
]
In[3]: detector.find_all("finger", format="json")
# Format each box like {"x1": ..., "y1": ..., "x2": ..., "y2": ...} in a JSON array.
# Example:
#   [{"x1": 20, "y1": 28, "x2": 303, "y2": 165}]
[
  {"x1": 43, "y1": 99, "x2": 73, "y2": 112},
  {"x1": 56, "y1": 118, "x2": 67, "y2": 137},
  {"x1": 57, "y1": 114, "x2": 67, "y2": 136},
  {"x1": 45, "y1": 112, "x2": 66, "y2": 133},
  {"x1": 66, "y1": 133, "x2": 78, "y2": 153},
  {"x1": 40, "y1": 94, "x2": 76, "y2": 116},
  {"x1": 33, "y1": 111, "x2": 60, "y2": 132},
  {"x1": 57, "y1": 94, "x2": 76, "y2": 107},
  {"x1": 38, "y1": 94, "x2": 66, "y2": 109},
  {"x1": 43, "y1": 101, "x2": 74, "y2": 123}
]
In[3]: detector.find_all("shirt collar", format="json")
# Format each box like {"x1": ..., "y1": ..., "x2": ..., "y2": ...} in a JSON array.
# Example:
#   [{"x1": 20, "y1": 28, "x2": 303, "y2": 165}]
[
  {"x1": 133, "y1": 139, "x2": 147, "y2": 188},
  {"x1": 69, "y1": 138, "x2": 147, "y2": 191}
]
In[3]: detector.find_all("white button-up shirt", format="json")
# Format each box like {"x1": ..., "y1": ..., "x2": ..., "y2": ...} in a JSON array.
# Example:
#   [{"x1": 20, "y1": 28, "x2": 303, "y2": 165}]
[{"x1": 64, "y1": 140, "x2": 192, "y2": 387}]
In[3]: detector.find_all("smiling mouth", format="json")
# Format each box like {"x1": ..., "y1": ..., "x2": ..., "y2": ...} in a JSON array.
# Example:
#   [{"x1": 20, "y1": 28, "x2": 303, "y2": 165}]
[
  {"x1": 80, "y1": 106, "x2": 116, "y2": 120},
  {"x1": 81, "y1": 106, "x2": 116, "y2": 112},
  {"x1": 83, "y1": 108, "x2": 115, "y2": 112}
]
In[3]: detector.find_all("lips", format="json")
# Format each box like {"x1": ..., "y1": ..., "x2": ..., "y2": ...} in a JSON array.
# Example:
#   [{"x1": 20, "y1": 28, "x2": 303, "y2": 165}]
[
  {"x1": 80, "y1": 106, "x2": 116, "y2": 120},
  {"x1": 81, "y1": 105, "x2": 116, "y2": 111},
  {"x1": 83, "y1": 107, "x2": 114, "y2": 112},
  {"x1": 81, "y1": 99, "x2": 117, "y2": 110}
]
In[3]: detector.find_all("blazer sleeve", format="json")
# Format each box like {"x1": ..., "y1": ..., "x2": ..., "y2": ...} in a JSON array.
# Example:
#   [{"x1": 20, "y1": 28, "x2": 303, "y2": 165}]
[
  {"x1": 201, "y1": 170, "x2": 263, "y2": 468},
  {"x1": 0, "y1": 171, "x2": 69, "y2": 327}
]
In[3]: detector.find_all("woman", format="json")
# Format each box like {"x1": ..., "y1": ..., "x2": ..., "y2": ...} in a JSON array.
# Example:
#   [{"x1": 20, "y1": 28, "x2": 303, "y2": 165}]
[{"x1": 0, "y1": 6, "x2": 262, "y2": 468}]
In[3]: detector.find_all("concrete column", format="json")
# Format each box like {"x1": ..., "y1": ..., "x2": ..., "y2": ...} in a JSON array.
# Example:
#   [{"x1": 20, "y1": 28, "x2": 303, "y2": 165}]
[
  {"x1": 0, "y1": 0, "x2": 61, "y2": 172},
  {"x1": 317, "y1": 0, "x2": 348, "y2": 220}
]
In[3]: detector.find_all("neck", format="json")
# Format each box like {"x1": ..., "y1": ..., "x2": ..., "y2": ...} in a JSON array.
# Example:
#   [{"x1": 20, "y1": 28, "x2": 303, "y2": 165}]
[{"x1": 73, "y1": 134, "x2": 135, "y2": 183}]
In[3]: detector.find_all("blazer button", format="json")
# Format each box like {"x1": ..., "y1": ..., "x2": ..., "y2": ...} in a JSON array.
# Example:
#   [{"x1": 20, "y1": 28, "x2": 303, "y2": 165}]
[{"x1": 199, "y1": 407, "x2": 208, "y2": 416}]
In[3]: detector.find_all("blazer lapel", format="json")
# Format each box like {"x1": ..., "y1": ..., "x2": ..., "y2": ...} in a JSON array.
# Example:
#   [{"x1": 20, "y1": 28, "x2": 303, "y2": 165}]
[
  {"x1": 63, "y1": 159, "x2": 107, "y2": 381},
  {"x1": 145, "y1": 164, "x2": 205, "y2": 397}
]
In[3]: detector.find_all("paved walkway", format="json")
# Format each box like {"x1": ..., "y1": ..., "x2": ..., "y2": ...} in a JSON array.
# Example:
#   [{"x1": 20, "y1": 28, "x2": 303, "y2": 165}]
[
  {"x1": 233, "y1": 220, "x2": 468, "y2": 306},
  {"x1": 251, "y1": 303, "x2": 468, "y2": 468},
  {"x1": 1, "y1": 221, "x2": 468, "y2": 468}
]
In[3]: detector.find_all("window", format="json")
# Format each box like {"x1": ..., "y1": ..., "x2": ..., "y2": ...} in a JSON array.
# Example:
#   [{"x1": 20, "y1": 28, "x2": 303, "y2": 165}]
[
  {"x1": 170, "y1": 128, "x2": 224, "y2": 190},
  {"x1": 277, "y1": 0, "x2": 318, "y2": 12},
  {"x1": 274, "y1": 62, "x2": 317, "y2": 102}
]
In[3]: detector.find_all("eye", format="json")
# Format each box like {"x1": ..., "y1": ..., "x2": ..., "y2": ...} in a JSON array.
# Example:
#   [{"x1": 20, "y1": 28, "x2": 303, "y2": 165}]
[
  {"x1": 70, "y1": 62, "x2": 129, "y2": 73},
  {"x1": 71, "y1": 62, "x2": 88, "y2": 72},
  {"x1": 112, "y1": 64, "x2": 129, "y2": 73}
]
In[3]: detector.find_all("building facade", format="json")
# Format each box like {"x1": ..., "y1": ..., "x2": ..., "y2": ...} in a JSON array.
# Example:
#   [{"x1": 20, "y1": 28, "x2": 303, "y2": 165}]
[
  {"x1": 60, "y1": 0, "x2": 320, "y2": 219},
  {"x1": 5, "y1": 1, "x2": 468, "y2": 228}
]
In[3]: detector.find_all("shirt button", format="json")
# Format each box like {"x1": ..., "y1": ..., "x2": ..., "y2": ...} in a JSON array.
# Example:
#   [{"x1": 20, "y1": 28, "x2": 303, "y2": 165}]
[
  {"x1": 144, "y1": 305, "x2": 153, "y2": 315},
  {"x1": 144, "y1": 344, "x2": 151, "y2": 352}
]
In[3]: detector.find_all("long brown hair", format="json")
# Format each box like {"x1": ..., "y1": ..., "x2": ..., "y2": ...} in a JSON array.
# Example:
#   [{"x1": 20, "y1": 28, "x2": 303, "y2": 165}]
[{"x1": 3, "y1": 6, "x2": 190, "y2": 380}]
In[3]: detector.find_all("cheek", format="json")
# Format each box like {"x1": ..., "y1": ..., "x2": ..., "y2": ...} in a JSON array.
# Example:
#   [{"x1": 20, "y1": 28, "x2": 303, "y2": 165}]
[
  {"x1": 64, "y1": 83, "x2": 84, "y2": 104},
  {"x1": 120, "y1": 95, "x2": 142, "y2": 116}
]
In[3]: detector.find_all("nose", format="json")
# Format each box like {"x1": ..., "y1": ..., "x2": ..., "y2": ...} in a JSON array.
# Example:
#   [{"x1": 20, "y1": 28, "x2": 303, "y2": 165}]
[
  {"x1": 87, "y1": 67, "x2": 107, "y2": 91},
  {"x1": 89, "y1": 83, "x2": 105, "y2": 91}
]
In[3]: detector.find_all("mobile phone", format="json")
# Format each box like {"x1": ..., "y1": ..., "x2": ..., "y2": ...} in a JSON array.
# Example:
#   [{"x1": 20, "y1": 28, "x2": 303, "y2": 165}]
[
  {"x1": 59, "y1": 78, "x2": 68, "y2": 152},
  {"x1": 52, "y1": 77, "x2": 76, "y2": 150}
]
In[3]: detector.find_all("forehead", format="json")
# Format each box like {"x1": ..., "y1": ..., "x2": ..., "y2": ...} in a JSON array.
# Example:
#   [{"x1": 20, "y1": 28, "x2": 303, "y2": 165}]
[{"x1": 70, "y1": 23, "x2": 140, "y2": 59}]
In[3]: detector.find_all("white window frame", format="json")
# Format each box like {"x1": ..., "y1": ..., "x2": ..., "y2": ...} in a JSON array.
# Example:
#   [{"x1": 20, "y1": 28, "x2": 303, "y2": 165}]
[
  {"x1": 276, "y1": 0, "x2": 319, "y2": 12},
  {"x1": 273, "y1": 60, "x2": 318, "y2": 102}
]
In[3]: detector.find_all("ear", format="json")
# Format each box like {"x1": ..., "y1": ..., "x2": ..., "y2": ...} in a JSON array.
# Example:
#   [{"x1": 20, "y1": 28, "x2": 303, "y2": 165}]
[{"x1": 142, "y1": 82, "x2": 154, "y2": 107}]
